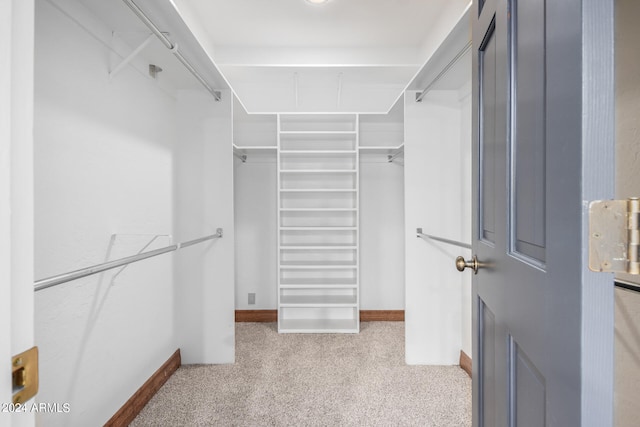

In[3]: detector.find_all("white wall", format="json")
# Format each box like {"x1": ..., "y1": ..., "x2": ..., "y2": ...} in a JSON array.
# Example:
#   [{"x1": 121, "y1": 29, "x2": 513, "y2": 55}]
[
  {"x1": 404, "y1": 89, "x2": 470, "y2": 365},
  {"x1": 359, "y1": 109, "x2": 405, "y2": 310},
  {"x1": 34, "y1": 1, "x2": 175, "y2": 425},
  {"x1": 234, "y1": 158, "x2": 278, "y2": 309},
  {"x1": 359, "y1": 158, "x2": 405, "y2": 309},
  {"x1": 233, "y1": 107, "x2": 278, "y2": 310},
  {"x1": 2, "y1": 1, "x2": 35, "y2": 426},
  {"x1": 174, "y1": 90, "x2": 235, "y2": 364}
]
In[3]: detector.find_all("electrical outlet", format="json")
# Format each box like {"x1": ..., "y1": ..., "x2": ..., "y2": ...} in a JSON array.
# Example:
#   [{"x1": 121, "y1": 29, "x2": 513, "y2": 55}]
[{"x1": 248, "y1": 293, "x2": 256, "y2": 305}]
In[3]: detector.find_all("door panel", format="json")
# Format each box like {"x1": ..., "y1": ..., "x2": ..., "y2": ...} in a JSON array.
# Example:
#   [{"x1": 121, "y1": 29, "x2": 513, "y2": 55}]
[
  {"x1": 510, "y1": 0, "x2": 547, "y2": 264},
  {"x1": 471, "y1": 0, "x2": 614, "y2": 425},
  {"x1": 510, "y1": 338, "x2": 546, "y2": 427},
  {"x1": 479, "y1": 21, "x2": 497, "y2": 245},
  {"x1": 479, "y1": 299, "x2": 496, "y2": 427},
  {"x1": 479, "y1": 0, "x2": 487, "y2": 16}
]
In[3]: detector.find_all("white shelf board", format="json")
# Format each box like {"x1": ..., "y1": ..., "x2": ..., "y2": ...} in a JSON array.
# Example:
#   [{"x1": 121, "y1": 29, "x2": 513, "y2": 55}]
[
  {"x1": 233, "y1": 144, "x2": 277, "y2": 150},
  {"x1": 278, "y1": 318, "x2": 359, "y2": 333},
  {"x1": 358, "y1": 144, "x2": 404, "y2": 155},
  {"x1": 280, "y1": 226, "x2": 357, "y2": 231},
  {"x1": 279, "y1": 261, "x2": 358, "y2": 269},
  {"x1": 279, "y1": 295, "x2": 357, "y2": 307},
  {"x1": 280, "y1": 132, "x2": 357, "y2": 142},
  {"x1": 280, "y1": 278, "x2": 358, "y2": 286},
  {"x1": 280, "y1": 244, "x2": 357, "y2": 250},
  {"x1": 358, "y1": 147, "x2": 403, "y2": 155},
  {"x1": 280, "y1": 150, "x2": 357, "y2": 155},
  {"x1": 280, "y1": 189, "x2": 356, "y2": 193},
  {"x1": 280, "y1": 131, "x2": 357, "y2": 135},
  {"x1": 280, "y1": 208, "x2": 357, "y2": 212},
  {"x1": 279, "y1": 284, "x2": 358, "y2": 289},
  {"x1": 280, "y1": 169, "x2": 357, "y2": 174}
]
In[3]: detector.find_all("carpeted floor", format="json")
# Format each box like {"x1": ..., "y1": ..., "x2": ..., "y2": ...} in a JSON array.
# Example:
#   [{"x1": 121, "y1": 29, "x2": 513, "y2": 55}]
[{"x1": 131, "y1": 322, "x2": 471, "y2": 426}]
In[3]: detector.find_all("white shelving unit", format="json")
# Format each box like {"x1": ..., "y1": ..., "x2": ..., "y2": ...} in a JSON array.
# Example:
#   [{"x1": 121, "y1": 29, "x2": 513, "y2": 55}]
[{"x1": 277, "y1": 114, "x2": 360, "y2": 333}]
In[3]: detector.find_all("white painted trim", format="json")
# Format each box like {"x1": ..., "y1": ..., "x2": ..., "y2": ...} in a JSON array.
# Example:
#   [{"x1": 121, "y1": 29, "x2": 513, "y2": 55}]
[
  {"x1": 581, "y1": 0, "x2": 615, "y2": 425},
  {"x1": 0, "y1": 0, "x2": 13, "y2": 413}
]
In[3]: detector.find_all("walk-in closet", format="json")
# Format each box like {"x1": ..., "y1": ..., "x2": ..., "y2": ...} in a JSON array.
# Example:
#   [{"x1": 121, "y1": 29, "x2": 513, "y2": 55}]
[
  {"x1": 8, "y1": 0, "x2": 476, "y2": 425},
  {"x1": 5, "y1": 0, "x2": 624, "y2": 425}
]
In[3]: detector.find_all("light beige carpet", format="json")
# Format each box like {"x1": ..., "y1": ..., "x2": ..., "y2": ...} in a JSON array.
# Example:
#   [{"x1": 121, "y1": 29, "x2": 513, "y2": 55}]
[{"x1": 131, "y1": 322, "x2": 471, "y2": 426}]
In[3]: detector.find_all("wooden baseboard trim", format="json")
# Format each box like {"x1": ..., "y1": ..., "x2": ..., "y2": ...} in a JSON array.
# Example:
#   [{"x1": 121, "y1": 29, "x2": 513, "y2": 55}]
[
  {"x1": 235, "y1": 310, "x2": 278, "y2": 322},
  {"x1": 235, "y1": 310, "x2": 405, "y2": 322},
  {"x1": 360, "y1": 310, "x2": 405, "y2": 321},
  {"x1": 459, "y1": 350, "x2": 472, "y2": 378},
  {"x1": 105, "y1": 349, "x2": 181, "y2": 426}
]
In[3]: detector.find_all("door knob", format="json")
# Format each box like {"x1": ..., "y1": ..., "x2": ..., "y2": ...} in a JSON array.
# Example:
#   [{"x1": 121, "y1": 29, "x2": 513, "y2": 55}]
[{"x1": 456, "y1": 255, "x2": 481, "y2": 274}]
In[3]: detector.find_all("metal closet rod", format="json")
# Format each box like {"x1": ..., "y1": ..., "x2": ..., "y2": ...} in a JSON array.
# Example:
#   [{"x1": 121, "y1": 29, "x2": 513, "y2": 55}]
[
  {"x1": 122, "y1": 0, "x2": 222, "y2": 101},
  {"x1": 34, "y1": 228, "x2": 223, "y2": 292},
  {"x1": 415, "y1": 41, "x2": 472, "y2": 103},
  {"x1": 416, "y1": 228, "x2": 471, "y2": 250}
]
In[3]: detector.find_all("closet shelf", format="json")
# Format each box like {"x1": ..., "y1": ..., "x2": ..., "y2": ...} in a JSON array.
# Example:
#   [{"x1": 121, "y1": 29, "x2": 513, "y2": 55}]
[
  {"x1": 279, "y1": 261, "x2": 358, "y2": 269},
  {"x1": 279, "y1": 318, "x2": 359, "y2": 333},
  {"x1": 280, "y1": 278, "x2": 358, "y2": 286},
  {"x1": 233, "y1": 144, "x2": 276, "y2": 162},
  {"x1": 358, "y1": 143, "x2": 404, "y2": 153},
  {"x1": 280, "y1": 169, "x2": 357, "y2": 174},
  {"x1": 280, "y1": 244, "x2": 357, "y2": 250},
  {"x1": 280, "y1": 226, "x2": 357, "y2": 231},
  {"x1": 280, "y1": 131, "x2": 357, "y2": 135},
  {"x1": 279, "y1": 189, "x2": 356, "y2": 193},
  {"x1": 280, "y1": 150, "x2": 357, "y2": 155},
  {"x1": 233, "y1": 144, "x2": 277, "y2": 150},
  {"x1": 279, "y1": 284, "x2": 358, "y2": 289},
  {"x1": 280, "y1": 208, "x2": 357, "y2": 212},
  {"x1": 280, "y1": 130, "x2": 357, "y2": 139},
  {"x1": 279, "y1": 295, "x2": 357, "y2": 307}
]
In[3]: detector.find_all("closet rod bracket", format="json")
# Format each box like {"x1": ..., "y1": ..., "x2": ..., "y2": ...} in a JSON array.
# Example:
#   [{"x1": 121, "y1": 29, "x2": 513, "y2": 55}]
[{"x1": 109, "y1": 33, "x2": 156, "y2": 80}]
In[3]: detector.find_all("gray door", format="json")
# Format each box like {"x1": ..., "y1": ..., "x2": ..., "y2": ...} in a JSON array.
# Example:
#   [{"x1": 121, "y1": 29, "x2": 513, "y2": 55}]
[{"x1": 469, "y1": 0, "x2": 615, "y2": 426}]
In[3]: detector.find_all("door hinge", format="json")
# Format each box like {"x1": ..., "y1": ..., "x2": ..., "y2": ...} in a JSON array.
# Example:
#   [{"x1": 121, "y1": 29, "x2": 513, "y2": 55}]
[
  {"x1": 12, "y1": 346, "x2": 39, "y2": 404},
  {"x1": 589, "y1": 197, "x2": 640, "y2": 274}
]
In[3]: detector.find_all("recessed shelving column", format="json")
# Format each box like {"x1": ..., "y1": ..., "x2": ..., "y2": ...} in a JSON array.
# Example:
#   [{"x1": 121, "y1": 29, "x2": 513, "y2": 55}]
[{"x1": 277, "y1": 114, "x2": 360, "y2": 333}]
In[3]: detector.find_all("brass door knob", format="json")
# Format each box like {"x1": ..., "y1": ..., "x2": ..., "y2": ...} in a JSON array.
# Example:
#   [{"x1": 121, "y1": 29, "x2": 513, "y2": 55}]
[{"x1": 456, "y1": 255, "x2": 480, "y2": 274}]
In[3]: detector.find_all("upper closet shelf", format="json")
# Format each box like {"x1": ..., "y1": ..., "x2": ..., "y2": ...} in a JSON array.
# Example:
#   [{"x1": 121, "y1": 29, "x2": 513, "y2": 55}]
[
  {"x1": 116, "y1": 0, "x2": 228, "y2": 100},
  {"x1": 280, "y1": 131, "x2": 357, "y2": 137},
  {"x1": 280, "y1": 150, "x2": 357, "y2": 155},
  {"x1": 358, "y1": 143, "x2": 404, "y2": 154},
  {"x1": 359, "y1": 143, "x2": 404, "y2": 163},
  {"x1": 233, "y1": 144, "x2": 276, "y2": 162},
  {"x1": 233, "y1": 144, "x2": 277, "y2": 150},
  {"x1": 280, "y1": 169, "x2": 357, "y2": 174}
]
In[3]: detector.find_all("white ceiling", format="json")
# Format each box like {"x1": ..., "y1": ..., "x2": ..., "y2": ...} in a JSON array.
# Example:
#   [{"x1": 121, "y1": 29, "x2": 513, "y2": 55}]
[
  {"x1": 172, "y1": 0, "x2": 470, "y2": 113},
  {"x1": 182, "y1": 0, "x2": 447, "y2": 49},
  {"x1": 77, "y1": 0, "x2": 471, "y2": 114}
]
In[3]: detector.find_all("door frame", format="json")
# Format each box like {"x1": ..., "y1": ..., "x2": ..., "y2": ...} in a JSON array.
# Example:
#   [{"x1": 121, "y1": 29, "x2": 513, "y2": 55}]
[
  {"x1": 1, "y1": 0, "x2": 35, "y2": 419},
  {"x1": 580, "y1": 0, "x2": 616, "y2": 424}
]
